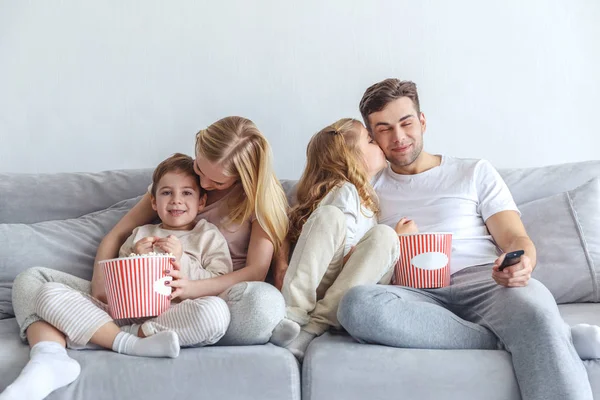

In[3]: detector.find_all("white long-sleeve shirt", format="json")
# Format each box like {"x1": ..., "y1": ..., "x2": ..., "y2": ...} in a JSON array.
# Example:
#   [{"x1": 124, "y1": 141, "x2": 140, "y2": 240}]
[
  {"x1": 119, "y1": 219, "x2": 233, "y2": 280},
  {"x1": 319, "y1": 182, "x2": 377, "y2": 256}
]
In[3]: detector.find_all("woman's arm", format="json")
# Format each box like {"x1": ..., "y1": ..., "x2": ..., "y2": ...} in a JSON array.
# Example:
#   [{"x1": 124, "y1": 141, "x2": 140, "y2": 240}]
[
  {"x1": 92, "y1": 193, "x2": 157, "y2": 301},
  {"x1": 167, "y1": 220, "x2": 275, "y2": 297}
]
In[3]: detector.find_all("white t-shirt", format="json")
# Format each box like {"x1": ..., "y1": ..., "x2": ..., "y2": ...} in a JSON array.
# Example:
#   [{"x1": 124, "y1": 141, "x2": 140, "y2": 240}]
[
  {"x1": 372, "y1": 156, "x2": 519, "y2": 274},
  {"x1": 319, "y1": 182, "x2": 377, "y2": 257}
]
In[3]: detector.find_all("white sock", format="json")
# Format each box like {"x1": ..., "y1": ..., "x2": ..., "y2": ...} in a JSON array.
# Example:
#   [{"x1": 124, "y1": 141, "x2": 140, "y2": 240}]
[
  {"x1": 269, "y1": 318, "x2": 301, "y2": 347},
  {"x1": 571, "y1": 324, "x2": 600, "y2": 360},
  {"x1": 120, "y1": 323, "x2": 141, "y2": 336},
  {"x1": 285, "y1": 329, "x2": 316, "y2": 362},
  {"x1": 0, "y1": 341, "x2": 80, "y2": 400},
  {"x1": 111, "y1": 331, "x2": 180, "y2": 358}
]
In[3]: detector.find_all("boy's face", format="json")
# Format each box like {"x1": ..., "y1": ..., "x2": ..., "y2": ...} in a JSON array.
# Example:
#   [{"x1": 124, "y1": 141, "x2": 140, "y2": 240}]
[{"x1": 151, "y1": 171, "x2": 206, "y2": 231}]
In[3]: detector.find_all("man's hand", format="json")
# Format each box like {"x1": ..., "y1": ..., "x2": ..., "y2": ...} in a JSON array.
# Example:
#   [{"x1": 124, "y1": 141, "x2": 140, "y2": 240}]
[
  {"x1": 155, "y1": 235, "x2": 183, "y2": 260},
  {"x1": 133, "y1": 236, "x2": 157, "y2": 255},
  {"x1": 492, "y1": 253, "x2": 533, "y2": 287}
]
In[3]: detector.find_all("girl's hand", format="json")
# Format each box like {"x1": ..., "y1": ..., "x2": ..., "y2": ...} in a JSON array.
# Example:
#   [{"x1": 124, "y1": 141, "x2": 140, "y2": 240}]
[
  {"x1": 133, "y1": 236, "x2": 157, "y2": 255},
  {"x1": 164, "y1": 259, "x2": 194, "y2": 301},
  {"x1": 155, "y1": 235, "x2": 183, "y2": 260},
  {"x1": 395, "y1": 218, "x2": 418, "y2": 235}
]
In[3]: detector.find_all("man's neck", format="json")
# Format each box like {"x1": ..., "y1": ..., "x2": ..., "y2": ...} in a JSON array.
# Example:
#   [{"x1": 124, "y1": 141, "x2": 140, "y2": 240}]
[{"x1": 390, "y1": 152, "x2": 441, "y2": 175}]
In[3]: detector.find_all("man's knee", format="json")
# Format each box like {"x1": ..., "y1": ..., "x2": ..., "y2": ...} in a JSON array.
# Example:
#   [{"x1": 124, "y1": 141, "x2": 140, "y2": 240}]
[
  {"x1": 338, "y1": 285, "x2": 388, "y2": 334},
  {"x1": 503, "y1": 279, "x2": 563, "y2": 330}
]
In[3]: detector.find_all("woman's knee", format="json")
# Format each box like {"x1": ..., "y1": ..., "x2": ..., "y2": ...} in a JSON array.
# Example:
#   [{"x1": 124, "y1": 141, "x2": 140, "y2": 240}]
[
  {"x1": 13, "y1": 267, "x2": 55, "y2": 290},
  {"x1": 222, "y1": 282, "x2": 285, "y2": 315},
  {"x1": 218, "y1": 282, "x2": 285, "y2": 345}
]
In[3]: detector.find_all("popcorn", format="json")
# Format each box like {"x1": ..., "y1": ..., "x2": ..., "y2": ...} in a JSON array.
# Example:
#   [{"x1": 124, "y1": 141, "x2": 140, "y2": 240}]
[{"x1": 127, "y1": 252, "x2": 175, "y2": 258}]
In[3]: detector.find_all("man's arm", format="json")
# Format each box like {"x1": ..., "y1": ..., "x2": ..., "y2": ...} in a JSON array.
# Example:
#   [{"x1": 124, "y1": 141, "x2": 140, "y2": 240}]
[{"x1": 486, "y1": 210, "x2": 537, "y2": 287}]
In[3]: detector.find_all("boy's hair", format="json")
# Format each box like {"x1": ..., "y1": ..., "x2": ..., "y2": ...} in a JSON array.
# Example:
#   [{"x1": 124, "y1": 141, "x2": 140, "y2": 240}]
[
  {"x1": 287, "y1": 118, "x2": 379, "y2": 243},
  {"x1": 195, "y1": 116, "x2": 288, "y2": 255},
  {"x1": 359, "y1": 79, "x2": 420, "y2": 131},
  {"x1": 151, "y1": 153, "x2": 202, "y2": 197}
]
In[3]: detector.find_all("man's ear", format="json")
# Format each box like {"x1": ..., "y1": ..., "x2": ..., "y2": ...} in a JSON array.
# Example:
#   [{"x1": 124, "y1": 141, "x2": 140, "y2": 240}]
[
  {"x1": 151, "y1": 195, "x2": 157, "y2": 211},
  {"x1": 420, "y1": 112, "x2": 427, "y2": 133},
  {"x1": 198, "y1": 193, "x2": 207, "y2": 211}
]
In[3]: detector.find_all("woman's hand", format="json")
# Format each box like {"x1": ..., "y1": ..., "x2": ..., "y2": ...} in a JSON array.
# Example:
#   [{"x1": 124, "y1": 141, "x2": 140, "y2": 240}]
[
  {"x1": 165, "y1": 259, "x2": 203, "y2": 300},
  {"x1": 155, "y1": 235, "x2": 183, "y2": 260},
  {"x1": 133, "y1": 236, "x2": 157, "y2": 255},
  {"x1": 395, "y1": 218, "x2": 418, "y2": 235}
]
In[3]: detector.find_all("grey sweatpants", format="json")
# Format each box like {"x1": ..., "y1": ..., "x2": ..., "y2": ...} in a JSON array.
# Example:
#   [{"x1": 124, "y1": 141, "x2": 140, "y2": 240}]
[
  {"x1": 13, "y1": 267, "x2": 285, "y2": 347},
  {"x1": 337, "y1": 265, "x2": 593, "y2": 400}
]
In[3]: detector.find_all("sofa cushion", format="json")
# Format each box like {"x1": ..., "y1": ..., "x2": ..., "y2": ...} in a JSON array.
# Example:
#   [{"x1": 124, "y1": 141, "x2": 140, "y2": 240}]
[
  {"x1": 0, "y1": 196, "x2": 142, "y2": 319},
  {"x1": 303, "y1": 332, "x2": 521, "y2": 400},
  {"x1": 499, "y1": 160, "x2": 600, "y2": 205},
  {"x1": 304, "y1": 329, "x2": 600, "y2": 400},
  {"x1": 0, "y1": 318, "x2": 301, "y2": 400},
  {"x1": 523, "y1": 178, "x2": 600, "y2": 304},
  {"x1": 0, "y1": 169, "x2": 152, "y2": 224}
]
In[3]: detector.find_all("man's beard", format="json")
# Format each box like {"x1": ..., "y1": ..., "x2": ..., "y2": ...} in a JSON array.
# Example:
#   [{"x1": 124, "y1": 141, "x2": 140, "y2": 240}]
[{"x1": 389, "y1": 141, "x2": 423, "y2": 168}]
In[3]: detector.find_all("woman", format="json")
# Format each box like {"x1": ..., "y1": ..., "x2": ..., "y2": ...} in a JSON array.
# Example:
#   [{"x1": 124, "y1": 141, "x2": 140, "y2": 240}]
[{"x1": 5, "y1": 116, "x2": 296, "y2": 400}]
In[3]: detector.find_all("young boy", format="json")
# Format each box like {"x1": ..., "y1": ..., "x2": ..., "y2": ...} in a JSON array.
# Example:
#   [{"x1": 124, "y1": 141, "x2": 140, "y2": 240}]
[
  {"x1": 122, "y1": 153, "x2": 233, "y2": 285},
  {"x1": 32, "y1": 153, "x2": 232, "y2": 355}
]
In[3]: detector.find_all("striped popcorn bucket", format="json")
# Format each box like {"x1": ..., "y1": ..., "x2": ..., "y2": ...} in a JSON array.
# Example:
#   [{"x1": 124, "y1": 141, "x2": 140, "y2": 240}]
[
  {"x1": 393, "y1": 233, "x2": 453, "y2": 289},
  {"x1": 100, "y1": 256, "x2": 174, "y2": 319}
]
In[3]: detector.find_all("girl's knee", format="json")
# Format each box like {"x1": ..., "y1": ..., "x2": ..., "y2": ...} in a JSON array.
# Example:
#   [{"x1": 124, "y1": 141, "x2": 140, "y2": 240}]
[
  {"x1": 312, "y1": 205, "x2": 345, "y2": 221},
  {"x1": 369, "y1": 224, "x2": 398, "y2": 244}
]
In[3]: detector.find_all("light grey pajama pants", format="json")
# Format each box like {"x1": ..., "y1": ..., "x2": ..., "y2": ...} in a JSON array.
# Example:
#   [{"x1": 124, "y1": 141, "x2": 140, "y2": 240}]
[
  {"x1": 13, "y1": 266, "x2": 285, "y2": 347},
  {"x1": 337, "y1": 265, "x2": 594, "y2": 400}
]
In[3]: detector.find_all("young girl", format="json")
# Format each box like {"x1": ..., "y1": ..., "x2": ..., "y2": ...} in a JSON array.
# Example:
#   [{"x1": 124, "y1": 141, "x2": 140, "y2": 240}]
[
  {"x1": 6, "y1": 117, "x2": 290, "y2": 400},
  {"x1": 280, "y1": 118, "x2": 417, "y2": 360}
]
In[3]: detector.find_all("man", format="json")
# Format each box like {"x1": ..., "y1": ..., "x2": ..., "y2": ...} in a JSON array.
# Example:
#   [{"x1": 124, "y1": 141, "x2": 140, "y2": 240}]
[{"x1": 337, "y1": 78, "x2": 597, "y2": 400}]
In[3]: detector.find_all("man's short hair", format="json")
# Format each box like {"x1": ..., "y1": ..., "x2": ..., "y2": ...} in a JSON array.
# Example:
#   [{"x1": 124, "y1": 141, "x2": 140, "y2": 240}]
[
  {"x1": 359, "y1": 79, "x2": 421, "y2": 130},
  {"x1": 151, "y1": 153, "x2": 202, "y2": 197}
]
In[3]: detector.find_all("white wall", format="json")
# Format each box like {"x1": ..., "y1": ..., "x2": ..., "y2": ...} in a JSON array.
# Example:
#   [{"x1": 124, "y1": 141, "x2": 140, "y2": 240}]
[{"x1": 1, "y1": 0, "x2": 599, "y2": 177}]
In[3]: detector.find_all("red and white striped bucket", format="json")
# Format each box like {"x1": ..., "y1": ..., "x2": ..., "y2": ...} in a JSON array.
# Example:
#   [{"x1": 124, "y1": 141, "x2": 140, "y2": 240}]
[
  {"x1": 100, "y1": 256, "x2": 174, "y2": 319},
  {"x1": 393, "y1": 233, "x2": 453, "y2": 289}
]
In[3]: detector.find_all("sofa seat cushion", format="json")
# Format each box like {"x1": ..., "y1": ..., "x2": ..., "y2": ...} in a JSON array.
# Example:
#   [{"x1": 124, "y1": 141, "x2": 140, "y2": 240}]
[
  {"x1": 0, "y1": 318, "x2": 301, "y2": 400},
  {"x1": 304, "y1": 305, "x2": 600, "y2": 400},
  {"x1": 303, "y1": 333, "x2": 521, "y2": 400}
]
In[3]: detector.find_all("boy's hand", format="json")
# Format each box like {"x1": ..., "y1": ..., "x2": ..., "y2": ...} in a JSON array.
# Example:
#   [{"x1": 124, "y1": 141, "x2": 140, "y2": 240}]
[
  {"x1": 155, "y1": 235, "x2": 183, "y2": 260},
  {"x1": 395, "y1": 218, "x2": 418, "y2": 235},
  {"x1": 133, "y1": 236, "x2": 157, "y2": 255},
  {"x1": 491, "y1": 253, "x2": 533, "y2": 287},
  {"x1": 164, "y1": 259, "x2": 194, "y2": 301}
]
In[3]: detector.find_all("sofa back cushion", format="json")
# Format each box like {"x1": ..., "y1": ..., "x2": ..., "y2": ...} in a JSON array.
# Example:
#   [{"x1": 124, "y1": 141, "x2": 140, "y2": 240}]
[
  {"x1": 0, "y1": 196, "x2": 142, "y2": 319},
  {"x1": 525, "y1": 178, "x2": 600, "y2": 303},
  {"x1": 0, "y1": 169, "x2": 152, "y2": 224}
]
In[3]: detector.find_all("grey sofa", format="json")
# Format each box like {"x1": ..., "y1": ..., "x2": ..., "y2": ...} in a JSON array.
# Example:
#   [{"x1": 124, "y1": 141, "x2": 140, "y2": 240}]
[{"x1": 1, "y1": 160, "x2": 599, "y2": 399}]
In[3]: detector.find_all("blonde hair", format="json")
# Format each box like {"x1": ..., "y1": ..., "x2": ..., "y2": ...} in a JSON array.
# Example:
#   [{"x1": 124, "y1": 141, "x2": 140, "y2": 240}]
[
  {"x1": 288, "y1": 118, "x2": 379, "y2": 242},
  {"x1": 195, "y1": 116, "x2": 288, "y2": 254}
]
